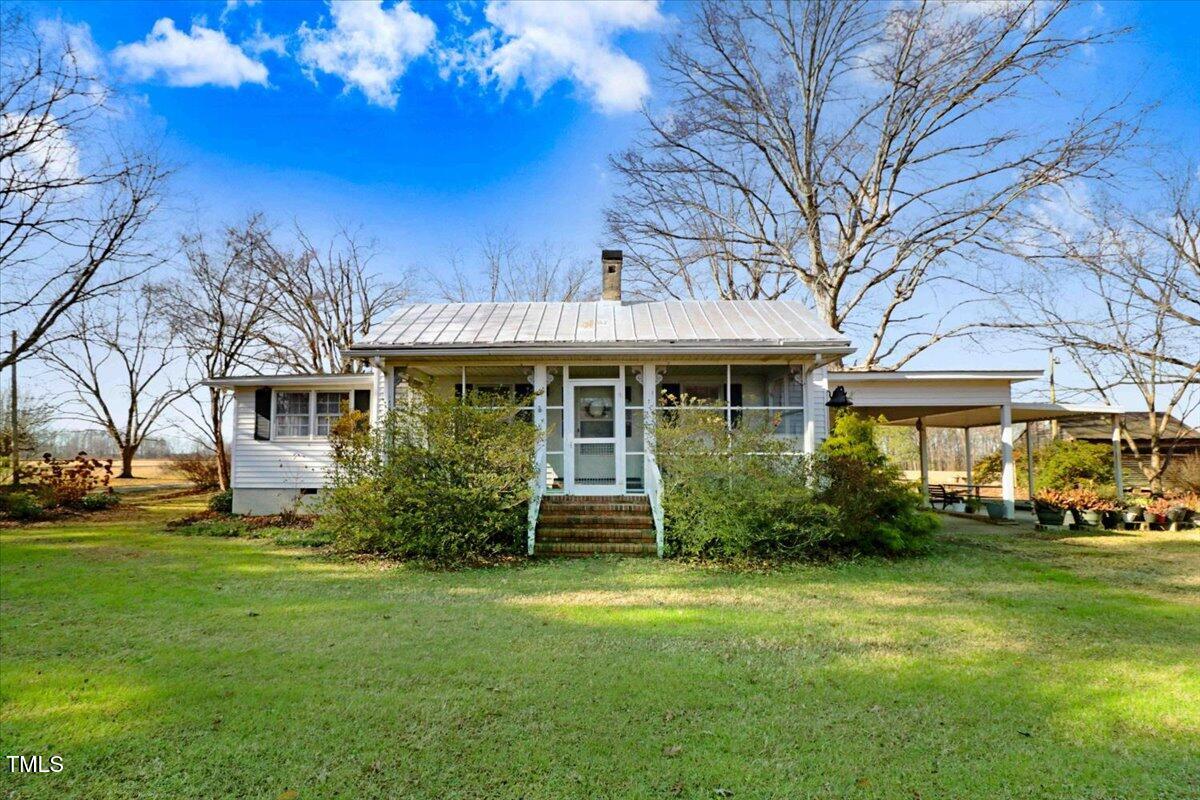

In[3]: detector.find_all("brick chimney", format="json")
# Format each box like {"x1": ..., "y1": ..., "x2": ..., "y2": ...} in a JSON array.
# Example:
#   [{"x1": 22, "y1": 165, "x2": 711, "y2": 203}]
[{"x1": 601, "y1": 249, "x2": 623, "y2": 301}]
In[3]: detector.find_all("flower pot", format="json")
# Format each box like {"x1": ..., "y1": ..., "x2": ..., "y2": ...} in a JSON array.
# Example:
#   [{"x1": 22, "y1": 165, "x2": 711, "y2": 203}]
[
  {"x1": 1101, "y1": 511, "x2": 1120, "y2": 530},
  {"x1": 948, "y1": 501, "x2": 965, "y2": 513},
  {"x1": 1034, "y1": 504, "x2": 1065, "y2": 526},
  {"x1": 984, "y1": 500, "x2": 1008, "y2": 520},
  {"x1": 1079, "y1": 510, "x2": 1103, "y2": 528},
  {"x1": 1166, "y1": 506, "x2": 1192, "y2": 524},
  {"x1": 1122, "y1": 509, "x2": 1143, "y2": 525}
]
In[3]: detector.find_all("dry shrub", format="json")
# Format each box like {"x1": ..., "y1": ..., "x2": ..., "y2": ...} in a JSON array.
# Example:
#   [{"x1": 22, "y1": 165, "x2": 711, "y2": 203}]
[{"x1": 173, "y1": 454, "x2": 227, "y2": 490}]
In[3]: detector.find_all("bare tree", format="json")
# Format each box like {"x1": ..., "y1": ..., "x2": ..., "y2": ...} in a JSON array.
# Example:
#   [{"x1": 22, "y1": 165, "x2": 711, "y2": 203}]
[
  {"x1": 254, "y1": 224, "x2": 410, "y2": 373},
  {"x1": 1, "y1": 10, "x2": 168, "y2": 370},
  {"x1": 607, "y1": 0, "x2": 1133, "y2": 367},
  {"x1": 160, "y1": 216, "x2": 275, "y2": 490},
  {"x1": 430, "y1": 231, "x2": 596, "y2": 302},
  {"x1": 42, "y1": 285, "x2": 188, "y2": 478},
  {"x1": 1006, "y1": 174, "x2": 1200, "y2": 491}
]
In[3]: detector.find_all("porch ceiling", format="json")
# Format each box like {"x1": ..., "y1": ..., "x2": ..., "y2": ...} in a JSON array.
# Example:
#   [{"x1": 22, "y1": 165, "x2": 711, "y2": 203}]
[{"x1": 859, "y1": 402, "x2": 1122, "y2": 429}]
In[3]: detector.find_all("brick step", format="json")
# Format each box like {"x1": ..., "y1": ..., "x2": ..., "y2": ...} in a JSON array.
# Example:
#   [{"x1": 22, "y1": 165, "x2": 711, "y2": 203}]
[
  {"x1": 537, "y1": 525, "x2": 655, "y2": 538},
  {"x1": 540, "y1": 503, "x2": 650, "y2": 515},
  {"x1": 538, "y1": 514, "x2": 652, "y2": 528},
  {"x1": 537, "y1": 532, "x2": 655, "y2": 544},
  {"x1": 536, "y1": 541, "x2": 657, "y2": 556}
]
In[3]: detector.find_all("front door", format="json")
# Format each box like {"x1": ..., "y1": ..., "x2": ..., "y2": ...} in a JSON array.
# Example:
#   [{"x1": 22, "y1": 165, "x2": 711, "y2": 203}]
[{"x1": 565, "y1": 378, "x2": 624, "y2": 495}]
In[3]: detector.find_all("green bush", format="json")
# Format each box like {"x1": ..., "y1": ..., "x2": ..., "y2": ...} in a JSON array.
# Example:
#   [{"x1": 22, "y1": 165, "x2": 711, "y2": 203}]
[
  {"x1": 317, "y1": 392, "x2": 540, "y2": 563},
  {"x1": 208, "y1": 489, "x2": 234, "y2": 514},
  {"x1": 658, "y1": 402, "x2": 836, "y2": 559},
  {"x1": 657, "y1": 406, "x2": 935, "y2": 559},
  {"x1": 1036, "y1": 439, "x2": 1113, "y2": 490},
  {"x1": 973, "y1": 438, "x2": 1112, "y2": 491},
  {"x1": 0, "y1": 490, "x2": 45, "y2": 521},
  {"x1": 79, "y1": 492, "x2": 120, "y2": 511},
  {"x1": 815, "y1": 414, "x2": 938, "y2": 555}
]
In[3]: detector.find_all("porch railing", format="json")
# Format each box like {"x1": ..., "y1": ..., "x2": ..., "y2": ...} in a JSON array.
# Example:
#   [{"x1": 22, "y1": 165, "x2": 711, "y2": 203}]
[{"x1": 645, "y1": 458, "x2": 665, "y2": 557}]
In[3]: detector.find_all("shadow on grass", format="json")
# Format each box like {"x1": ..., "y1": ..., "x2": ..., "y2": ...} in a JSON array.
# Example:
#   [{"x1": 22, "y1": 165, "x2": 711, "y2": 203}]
[{"x1": 2, "y1": 511, "x2": 1198, "y2": 799}]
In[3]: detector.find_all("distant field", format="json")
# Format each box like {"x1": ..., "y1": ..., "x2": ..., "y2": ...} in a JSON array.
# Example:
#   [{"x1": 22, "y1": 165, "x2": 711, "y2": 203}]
[{"x1": 17, "y1": 458, "x2": 193, "y2": 490}]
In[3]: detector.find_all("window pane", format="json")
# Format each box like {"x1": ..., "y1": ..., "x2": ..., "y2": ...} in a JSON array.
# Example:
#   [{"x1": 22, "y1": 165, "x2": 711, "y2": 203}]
[
  {"x1": 314, "y1": 391, "x2": 349, "y2": 436},
  {"x1": 275, "y1": 392, "x2": 311, "y2": 437}
]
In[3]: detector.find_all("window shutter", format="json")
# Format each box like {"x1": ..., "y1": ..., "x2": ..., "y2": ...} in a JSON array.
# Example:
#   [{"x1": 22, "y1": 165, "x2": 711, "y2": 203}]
[
  {"x1": 353, "y1": 389, "x2": 371, "y2": 413},
  {"x1": 254, "y1": 388, "x2": 272, "y2": 441}
]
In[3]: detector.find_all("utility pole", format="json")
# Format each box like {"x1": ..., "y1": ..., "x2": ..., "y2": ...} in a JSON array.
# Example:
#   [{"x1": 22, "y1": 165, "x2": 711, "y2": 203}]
[
  {"x1": 1048, "y1": 348, "x2": 1059, "y2": 441},
  {"x1": 9, "y1": 330, "x2": 17, "y2": 485}
]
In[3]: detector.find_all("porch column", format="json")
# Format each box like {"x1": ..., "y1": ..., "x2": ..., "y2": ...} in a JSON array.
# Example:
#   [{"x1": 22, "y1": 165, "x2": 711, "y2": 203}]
[
  {"x1": 917, "y1": 419, "x2": 930, "y2": 506},
  {"x1": 643, "y1": 362, "x2": 662, "y2": 558},
  {"x1": 964, "y1": 427, "x2": 973, "y2": 494},
  {"x1": 528, "y1": 365, "x2": 548, "y2": 556},
  {"x1": 1112, "y1": 413, "x2": 1125, "y2": 498},
  {"x1": 1025, "y1": 422, "x2": 1036, "y2": 501},
  {"x1": 1000, "y1": 403, "x2": 1015, "y2": 519}
]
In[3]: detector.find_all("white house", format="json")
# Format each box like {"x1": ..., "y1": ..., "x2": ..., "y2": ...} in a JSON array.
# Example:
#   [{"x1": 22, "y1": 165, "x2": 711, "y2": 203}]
[{"x1": 207, "y1": 250, "x2": 1124, "y2": 555}]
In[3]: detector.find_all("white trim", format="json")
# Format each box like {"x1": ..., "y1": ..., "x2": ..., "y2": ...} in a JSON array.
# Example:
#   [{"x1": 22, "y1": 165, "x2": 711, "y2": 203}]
[
  {"x1": 207, "y1": 373, "x2": 370, "y2": 389},
  {"x1": 829, "y1": 370, "x2": 1043, "y2": 382},
  {"x1": 564, "y1": 371, "x2": 625, "y2": 496}
]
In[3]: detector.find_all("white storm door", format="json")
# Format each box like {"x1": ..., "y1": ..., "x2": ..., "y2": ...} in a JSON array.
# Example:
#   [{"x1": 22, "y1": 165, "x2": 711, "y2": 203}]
[{"x1": 565, "y1": 379, "x2": 624, "y2": 495}]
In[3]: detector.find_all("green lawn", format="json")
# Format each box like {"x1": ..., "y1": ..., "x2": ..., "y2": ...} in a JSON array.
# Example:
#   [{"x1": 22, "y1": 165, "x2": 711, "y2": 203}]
[{"x1": 1, "y1": 496, "x2": 1197, "y2": 799}]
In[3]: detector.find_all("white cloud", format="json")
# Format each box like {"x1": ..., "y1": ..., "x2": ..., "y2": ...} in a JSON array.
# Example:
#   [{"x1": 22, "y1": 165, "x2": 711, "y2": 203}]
[
  {"x1": 457, "y1": 0, "x2": 663, "y2": 114},
  {"x1": 297, "y1": 1, "x2": 437, "y2": 109},
  {"x1": 221, "y1": 0, "x2": 261, "y2": 24},
  {"x1": 1, "y1": 113, "x2": 82, "y2": 198},
  {"x1": 112, "y1": 18, "x2": 269, "y2": 88},
  {"x1": 244, "y1": 20, "x2": 288, "y2": 57}
]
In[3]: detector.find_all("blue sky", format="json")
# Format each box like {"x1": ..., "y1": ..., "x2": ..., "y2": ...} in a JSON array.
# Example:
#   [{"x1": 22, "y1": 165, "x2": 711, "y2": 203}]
[{"x1": 15, "y1": 0, "x2": 1200, "y2": 424}]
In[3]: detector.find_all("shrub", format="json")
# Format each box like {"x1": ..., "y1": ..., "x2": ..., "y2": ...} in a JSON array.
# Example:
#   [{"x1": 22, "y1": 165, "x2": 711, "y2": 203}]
[
  {"x1": 19, "y1": 452, "x2": 114, "y2": 508},
  {"x1": 317, "y1": 393, "x2": 540, "y2": 563},
  {"x1": 1167, "y1": 453, "x2": 1200, "y2": 493},
  {"x1": 208, "y1": 489, "x2": 234, "y2": 514},
  {"x1": 79, "y1": 492, "x2": 120, "y2": 511},
  {"x1": 657, "y1": 408, "x2": 936, "y2": 559},
  {"x1": 173, "y1": 454, "x2": 227, "y2": 490},
  {"x1": 0, "y1": 490, "x2": 44, "y2": 521},
  {"x1": 658, "y1": 402, "x2": 835, "y2": 559},
  {"x1": 1037, "y1": 439, "x2": 1113, "y2": 490},
  {"x1": 816, "y1": 415, "x2": 938, "y2": 555},
  {"x1": 974, "y1": 438, "x2": 1113, "y2": 491}
]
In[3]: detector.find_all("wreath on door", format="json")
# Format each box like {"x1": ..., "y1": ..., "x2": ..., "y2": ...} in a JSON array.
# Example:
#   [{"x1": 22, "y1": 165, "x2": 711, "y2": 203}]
[{"x1": 584, "y1": 397, "x2": 612, "y2": 418}]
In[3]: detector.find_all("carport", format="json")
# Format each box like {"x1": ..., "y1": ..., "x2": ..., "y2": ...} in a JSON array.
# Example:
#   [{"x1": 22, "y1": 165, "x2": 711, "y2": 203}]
[{"x1": 820, "y1": 370, "x2": 1124, "y2": 519}]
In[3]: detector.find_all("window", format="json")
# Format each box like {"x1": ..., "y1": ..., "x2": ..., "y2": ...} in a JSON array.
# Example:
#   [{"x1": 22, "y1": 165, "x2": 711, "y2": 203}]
[
  {"x1": 274, "y1": 392, "x2": 311, "y2": 437},
  {"x1": 315, "y1": 392, "x2": 349, "y2": 435}
]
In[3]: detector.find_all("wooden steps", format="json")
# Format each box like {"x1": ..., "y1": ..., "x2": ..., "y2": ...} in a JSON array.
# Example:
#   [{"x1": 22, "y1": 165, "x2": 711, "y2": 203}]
[{"x1": 535, "y1": 495, "x2": 657, "y2": 557}]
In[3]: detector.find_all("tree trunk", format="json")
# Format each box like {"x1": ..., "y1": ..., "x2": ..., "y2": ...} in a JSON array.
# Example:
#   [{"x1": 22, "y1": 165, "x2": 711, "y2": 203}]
[
  {"x1": 119, "y1": 445, "x2": 137, "y2": 479},
  {"x1": 210, "y1": 388, "x2": 231, "y2": 491}
]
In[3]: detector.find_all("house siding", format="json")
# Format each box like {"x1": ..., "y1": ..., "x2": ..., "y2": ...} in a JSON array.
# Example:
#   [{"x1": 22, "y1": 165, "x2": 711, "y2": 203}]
[{"x1": 231, "y1": 387, "x2": 337, "y2": 490}]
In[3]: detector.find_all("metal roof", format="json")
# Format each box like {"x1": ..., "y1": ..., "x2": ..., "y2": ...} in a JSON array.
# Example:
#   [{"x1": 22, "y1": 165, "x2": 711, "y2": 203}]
[
  {"x1": 204, "y1": 373, "x2": 373, "y2": 389},
  {"x1": 346, "y1": 300, "x2": 852, "y2": 356}
]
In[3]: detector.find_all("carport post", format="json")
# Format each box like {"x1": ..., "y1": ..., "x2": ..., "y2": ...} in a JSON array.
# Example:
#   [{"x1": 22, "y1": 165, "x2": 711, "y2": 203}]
[
  {"x1": 917, "y1": 418, "x2": 930, "y2": 506},
  {"x1": 1111, "y1": 413, "x2": 1125, "y2": 498},
  {"x1": 964, "y1": 427, "x2": 973, "y2": 493},
  {"x1": 1025, "y1": 423, "x2": 1036, "y2": 500},
  {"x1": 1000, "y1": 403, "x2": 1015, "y2": 519}
]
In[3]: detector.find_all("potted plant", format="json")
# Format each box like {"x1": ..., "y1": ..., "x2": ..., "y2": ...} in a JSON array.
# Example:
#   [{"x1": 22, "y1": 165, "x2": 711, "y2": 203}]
[
  {"x1": 963, "y1": 498, "x2": 981, "y2": 515},
  {"x1": 1122, "y1": 498, "x2": 1145, "y2": 526},
  {"x1": 1032, "y1": 489, "x2": 1069, "y2": 526},
  {"x1": 1057, "y1": 487, "x2": 1114, "y2": 528},
  {"x1": 1145, "y1": 497, "x2": 1173, "y2": 527},
  {"x1": 983, "y1": 499, "x2": 1008, "y2": 520}
]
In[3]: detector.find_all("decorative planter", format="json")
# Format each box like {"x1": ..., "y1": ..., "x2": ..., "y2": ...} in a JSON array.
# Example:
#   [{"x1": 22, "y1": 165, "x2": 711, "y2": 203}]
[
  {"x1": 947, "y1": 501, "x2": 966, "y2": 513},
  {"x1": 1079, "y1": 510, "x2": 1103, "y2": 528},
  {"x1": 1122, "y1": 509, "x2": 1143, "y2": 525},
  {"x1": 1034, "y1": 504, "x2": 1066, "y2": 526},
  {"x1": 1166, "y1": 507, "x2": 1192, "y2": 524},
  {"x1": 984, "y1": 500, "x2": 1008, "y2": 520},
  {"x1": 1101, "y1": 511, "x2": 1120, "y2": 530}
]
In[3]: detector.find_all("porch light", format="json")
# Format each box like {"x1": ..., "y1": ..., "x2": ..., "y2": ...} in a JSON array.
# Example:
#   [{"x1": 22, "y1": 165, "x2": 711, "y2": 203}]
[{"x1": 826, "y1": 385, "x2": 853, "y2": 408}]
